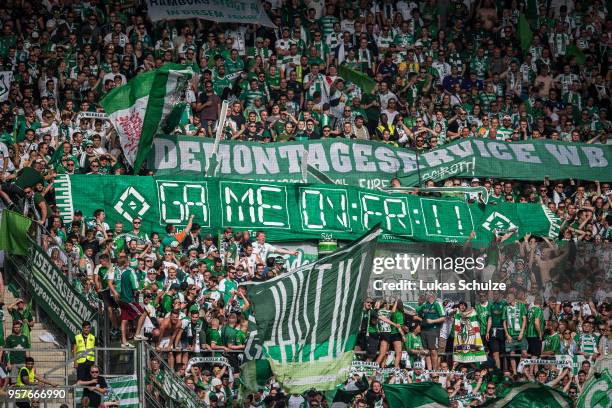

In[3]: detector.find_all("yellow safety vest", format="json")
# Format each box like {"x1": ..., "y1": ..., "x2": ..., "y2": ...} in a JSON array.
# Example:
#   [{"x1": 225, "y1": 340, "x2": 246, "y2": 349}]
[
  {"x1": 75, "y1": 333, "x2": 96, "y2": 364},
  {"x1": 16, "y1": 366, "x2": 35, "y2": 387}
]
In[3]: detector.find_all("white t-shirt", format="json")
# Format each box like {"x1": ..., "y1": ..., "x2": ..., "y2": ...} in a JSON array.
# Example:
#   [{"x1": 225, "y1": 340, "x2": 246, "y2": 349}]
[
  {"x1": 252, "y1": 241, "x2": 277, "y2": 261},
  {"x1": 0, "y1": 142, "x2": 15, "y2": 173}
]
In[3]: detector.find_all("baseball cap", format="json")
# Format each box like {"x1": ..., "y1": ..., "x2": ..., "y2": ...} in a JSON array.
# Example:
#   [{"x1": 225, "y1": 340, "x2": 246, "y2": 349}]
[
  {"x1": 204, "y1": 233, "x2": 213, "y2": 240},
  {"x1": 471, "y1": 177, "x2": 479, "y2": 183},
  {"x1": 503, "y1": 115, "x2": 511, "y2": 120},
  {"x1": 211, "y1": 378, "x2": 222, "y2": 387},
  {"x1": 169, "y1": 283, "x2": 180, "y2": 291}
]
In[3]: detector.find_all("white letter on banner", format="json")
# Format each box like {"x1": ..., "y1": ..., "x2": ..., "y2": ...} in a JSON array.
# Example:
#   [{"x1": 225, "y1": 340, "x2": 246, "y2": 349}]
[
  {"x1": 472, "y1": 140, "x2": 492, "y2": 157},
  {"x1": 217, "y1": 144, "x2": 232, "y2": 173},
  {"x1": 422, "y1": 147, "x2": 455, "y2": 166},
  {"x1": 224, "y1": 186, "x2": 255, "y2": 223},
  {"x1": 278, "y1": 145, "x2": 304, "y2": 173},
  {"x1": 352, "y1": 143, "x2": 376, "y2": 171},
  {"x1": 178, "y1": 140, "x2": 202, "y2": 171},
  {"x1": 396, "y1": 151, "x2": 419, "y2": 172},
  {"x1": 201, "y1": 141, "x2": 215, "y2": 171},
  {"x1": 307, "y1": 143, "x2": 330, "y2": 172},
  {"x1": 252, "y1": 146, "x2": 280, "y2": 174},
  {"x1": 544, "y1": 144, "x2": 581, "y2": 165},
  {"x1": 581, "y1": 146, "x2": 608, "y2": 167},
  {"x1": 374, "y1": 146, "x2": 400, "y2": 173},
  {"x1": 487, "y1": 142, "x2": 513, "y2": 160},
  {"x1": 330, "y1": 142, "x2": 352, "y2": 172},
  {"x1": 153, "y1": 138, "x2": 177, "y2": 170},
  {"x1": 302, "y1": 189, "x2": 325, "y2": 229},
  {"x1": 256, "y1": 186, "x2": 286, "y2": 227},
  {"x1": 233, "y1": 145, "x2": 253, "y2": 174},
  {"x1": 509, "y1": 143, "x2": 542, "y2": 163}
]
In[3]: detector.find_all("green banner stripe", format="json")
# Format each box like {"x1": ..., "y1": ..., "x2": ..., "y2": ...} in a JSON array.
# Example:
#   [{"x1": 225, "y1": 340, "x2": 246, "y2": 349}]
[
  {"x1": 56, "y1": 175, "x2": 560, "y2": 246},
  {"x1": 100, "y1": 71, "x2": 156, "y2": 113},
  {"x1": 150, "y1": 136, "x2": 612, "y2": 187}
]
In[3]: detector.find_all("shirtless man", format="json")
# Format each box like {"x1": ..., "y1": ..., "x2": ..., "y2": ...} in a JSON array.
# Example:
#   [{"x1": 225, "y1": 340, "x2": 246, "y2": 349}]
[{"x1": 152, "y1": 309, "x2": 183, "y2": 369}]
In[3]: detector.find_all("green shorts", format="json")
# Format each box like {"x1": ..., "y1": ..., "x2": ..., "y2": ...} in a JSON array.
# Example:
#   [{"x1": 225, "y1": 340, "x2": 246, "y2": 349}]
[{"x1": 505, "y1": 336, "x2": 527, "y2": 353}]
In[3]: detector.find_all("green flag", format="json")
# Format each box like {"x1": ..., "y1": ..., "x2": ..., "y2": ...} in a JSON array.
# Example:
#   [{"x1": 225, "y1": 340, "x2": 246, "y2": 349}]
[
  {"x1": 518, "y1": 13, "x2": 533, "y2": 54},
  {"x1": 243, "y1": 226, "x2": 381, "y2": 393},
  {"x1": 100, "y1": 63, "x2": 193, "y2": 173},
  {"x1": 480, "y1": 382, "x2": 572, "y2": 407},
  {"x1": 0, "y1": 210, "x2": 32, "y2": 255},
  {"x1": 330, "y1": 375, "x2": 369, "y2": 407},
  {"x1": 239, "y1": 359, "x2": 273, "y2": 391},
  {"x1": 338, "y1": 65, "x2": 376, "y2": 94},
  {"x1": 76, "y1": 374, "x2": 139, "y2": 408},
  {"x1": 576, "y1": 356, "x2": 611, "y2": 408},
  {"x1": 383, "y1": 382, "x2": 450, "y2": 408}
]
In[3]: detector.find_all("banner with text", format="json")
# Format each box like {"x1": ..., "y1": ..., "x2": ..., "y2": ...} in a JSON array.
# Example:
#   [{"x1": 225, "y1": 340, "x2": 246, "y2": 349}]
[
  {"x1": 149, "y1": 136, "x2": 612, "y2": 187},
  {"x1": 7, "y1": 239, "x2": 98, "y2": 338},
  {"x1": 146, "y1": 0, "x2": 275, "y2": 27},
  {"x1": 54, "y1": 174, "x2": 560, "y2": 246}
]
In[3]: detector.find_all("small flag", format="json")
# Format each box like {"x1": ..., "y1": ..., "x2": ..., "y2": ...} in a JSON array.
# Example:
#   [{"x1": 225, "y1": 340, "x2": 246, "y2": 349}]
[
  {"x1": 100, "y1": 64, "x2": 193, "y2": 173},
  {"x1": 383, "y1": 382, "x2": 451, "y2": 408},
  {"x1": 518, "y1": 14, "x2": 533, "y2": 54},
  {"x1": 0, "y1": 210, "x2": 32, "y2": 256}
]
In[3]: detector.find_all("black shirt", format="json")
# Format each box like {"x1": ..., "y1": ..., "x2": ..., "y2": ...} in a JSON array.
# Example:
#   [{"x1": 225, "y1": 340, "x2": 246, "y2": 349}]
[{"x1": 83, "y1": 374, "x2": 108, "y2": 407}]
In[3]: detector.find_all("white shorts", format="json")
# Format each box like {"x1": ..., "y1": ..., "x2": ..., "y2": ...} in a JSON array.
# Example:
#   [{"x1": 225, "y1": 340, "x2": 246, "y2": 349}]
[{"x1": 159, "y1": 337, "x2": 171, "y2": 349}]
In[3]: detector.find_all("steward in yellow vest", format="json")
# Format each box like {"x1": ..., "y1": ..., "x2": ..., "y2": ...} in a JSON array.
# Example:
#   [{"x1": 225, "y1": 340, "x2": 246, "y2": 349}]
[
  {"x1": 73, "y1": 321, "x2": 96, "y2": 381},
  {"x1": 16, "y1": 357, "x2": 57, "y2": 406}
]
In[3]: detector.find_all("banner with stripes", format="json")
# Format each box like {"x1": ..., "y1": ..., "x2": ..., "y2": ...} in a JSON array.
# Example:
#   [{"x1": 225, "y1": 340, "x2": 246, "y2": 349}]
[
  {"x1": 75, "y1": 374, "x2": 139, "y2": 407},
  {"x1": 243, "y1": 226, "x2": 381, "y2": 393}
]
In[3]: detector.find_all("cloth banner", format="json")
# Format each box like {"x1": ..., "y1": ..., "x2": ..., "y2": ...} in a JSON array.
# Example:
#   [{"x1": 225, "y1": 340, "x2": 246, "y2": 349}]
[
  {"x1": 517, "y1": 356, "x2": 580, "y2": 374},
  {"x1": 243, "y1": 227, "x2": 380, "y2": 393},
  {"x1": 75, "y1": 374, "x2": 139, "y2": 408},
  {"x1": 6, "y1": 237, "x2": 97, "y2": 338},
  {"x1": 452, "y1": 309, "x2": 487, "y2": 363},
  {"x1": 576, "y1": 356, "x2": 611, "y2": 408},
  {"x1": 100, "y1": 63, "x2": 193, "y2": 172},
  {"x1": 53, "y1": 174, "x2": 561, "y2": 245},
  {"x1": 0, "y1": 210, "x2": 32, "y2": 256},
  {"x1": 383, "y1": 382, "x2": 451, "y2": 408},
  {"x1": 149, "y1": 136, "x2": 612, "y2": 186},
  {"x1": 146, "y1": 0, "x2": 275, "y2": 27},
  {"x1": 480, "y1": 382, "x2": 572, "y2": 407},
  {"x1": 161, "y1": 369, "x2": 200, "y2": 408}
]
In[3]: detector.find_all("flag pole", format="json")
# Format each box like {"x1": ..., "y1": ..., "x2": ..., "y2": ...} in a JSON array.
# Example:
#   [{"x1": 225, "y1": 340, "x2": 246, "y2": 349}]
[{"x1": 207, "y1": 100, "x2": 229, "y2": 177}]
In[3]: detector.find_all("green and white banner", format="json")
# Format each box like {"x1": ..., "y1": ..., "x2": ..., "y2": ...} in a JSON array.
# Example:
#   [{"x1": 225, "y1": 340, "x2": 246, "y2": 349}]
[
  {"x1": 54, "y1": 174, "x2": 561, "y2": 245},
  {"x1": 76, "y1": 375, "x2": 139, "y2": 408},
  {"x1": 480, "y1": 382, "x2": 572, "y2": 407},
  {"x1": 0, "y1": 71, "x2": 13, "y2": 102},
  {"x1": 101, "y1": 64, "x2": 193, "y2": 172},
  {"x1": 576, "y1": 356, "x2": 611, "y2": 408},
  {"x1": 7, "y1": 238, "x2": 98, "y2": 338},
  {"x1": 150, "y1": 136, "x2": 612, "y2": 187},
  {"x1": 146, "y1": 0, "x2": 275, "y2": 27},
  {"x1": 243, "y1": 227, "x2": 381, "y2": 393}
]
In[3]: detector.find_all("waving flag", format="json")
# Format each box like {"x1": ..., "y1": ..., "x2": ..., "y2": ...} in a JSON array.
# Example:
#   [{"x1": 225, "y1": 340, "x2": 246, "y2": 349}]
[
  {"x1": 100, "y1": 64, "x2": 193, "y2": 173},
  {"x1": 243, "y1": 226, "x2": 381, "y2": 393},
  {"x1": 383, "y1": 383, "x2": 450, "y2": 408},
  {"x1": 576, "y1": 356, "x2": 611, "y2": 408},
  {"x1": 480, "y1": 382, "x2": 572, "y2": 407}
]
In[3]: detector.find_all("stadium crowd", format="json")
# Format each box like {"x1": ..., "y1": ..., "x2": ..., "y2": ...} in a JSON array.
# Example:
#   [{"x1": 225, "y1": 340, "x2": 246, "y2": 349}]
[{"x1": 0, "y1": 0, "x2": 610, "y2": 407}]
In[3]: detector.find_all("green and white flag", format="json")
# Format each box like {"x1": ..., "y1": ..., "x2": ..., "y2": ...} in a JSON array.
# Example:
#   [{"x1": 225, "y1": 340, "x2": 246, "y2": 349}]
[
  {"x1": 0, "y1": 71, "x2": 12, "y2": 101},
  {"x1": 75, "y1": 374, "x2": 139, "y2": 408},
  {"x1": 480, "y1": 382, "x2": 572, "y2": 407},
  {"x1": 383, "y1": 382, "x2": 451, "y2": 407},
  {"x1": 243, "y1": 226, "x2": 381, "y2": 393},
  {"x1": 576, "y1": 356, "x2": 611, "y2": 408},
  {"x1": 100, "y1": 63, "x2": 193, "y2": 172}
]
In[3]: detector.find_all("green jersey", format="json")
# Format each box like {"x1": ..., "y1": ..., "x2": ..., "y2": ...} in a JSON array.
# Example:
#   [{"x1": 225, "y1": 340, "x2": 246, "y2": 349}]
[
  {"x1": 418, "y1": 301, "x2": 444, "y2": 331},
  {"x1": 488, "y1": 301, "x2": 506, "y2": 328},
  {"x1": 4, "y1": 334, "x2": 30, "y2": 364},
  {"x1": 526, "y1": 306, "x2": 544, "y2": 338},
  {"x1": 119, "y1": 269, "x2": 138, "y2": 303},
  {"x1": 391, "y1": 310, "x2": 404, "y2": 334},
  {"x1": 220, "y1": 325, "x2": 238, "y2": 346},
  {"x1": 404, "y1": 332, "x2": 423, "y2": 365},
  {"x1": 377, "y1": 309, "x2": 392, "y2": 333},
  {"x1": 503, "y1": 303, "x2": 526, "y2": 337},
  {"x1": 575, "y1": 333, "x2": 599, "y2": 355},
  {"x1": 543, "y1": 332, "x2": 560, "y2": 354},
  {"x1": 475, "y1": 303, "x2": 490, "y2": 337}
]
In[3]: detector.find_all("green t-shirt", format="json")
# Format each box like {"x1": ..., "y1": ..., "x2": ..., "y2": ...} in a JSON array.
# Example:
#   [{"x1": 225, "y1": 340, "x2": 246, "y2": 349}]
[
  {"x1": 418, "y1": 301, "x2": 444, "y2": 331},
  {"x1": 220, "y1": 325, "x2": 237, "y2": 346},
  {"x1": 476, "y1": 303, "x2": 490, "y2": 337},
  {"x1": 161, "y1": 294, "x2": 174, "y2": 315},
  {"x1": 543, "y1": 332, "x2": 561, "y2": 354},
  {"x1": 5, "y1": 334, "x2": 30, "y2": 364},
  {"x1": 488, "y1": 301, "x2": 506, "y2": 328},
  {"x1": 404, "y1": 332, "x2": 423, "y2": 365},
  {"x1": 391, "y1": 310, "x2": 404, "y2": 334},
  {"x1": 503, "y1": 303, "x2": 526, "y2": 337},
  {"x1": 526, "y1": 306, "x2": 544, "y2": 338},
  {"x1": 120, "y1": 269, "x2": 138, "y2": 303}
]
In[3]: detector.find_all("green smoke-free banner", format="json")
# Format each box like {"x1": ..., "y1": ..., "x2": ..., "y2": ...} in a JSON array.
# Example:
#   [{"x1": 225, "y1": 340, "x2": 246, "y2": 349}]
[
  {"x1": 243, "y1": 227, "x2": 381, "y2": 393},
  {"x1": 7, "y1": 239, "x2": 98, "y2": 338},
  {"x1": 148, "y1": 136, "x2": 612, "y2": 187},
  {"x1": 54, "y1": 174, "x2": 561, "y2": 245}
]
